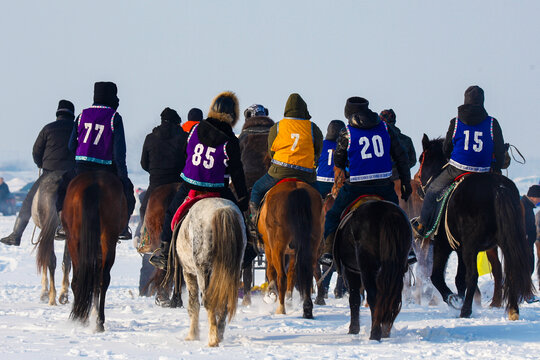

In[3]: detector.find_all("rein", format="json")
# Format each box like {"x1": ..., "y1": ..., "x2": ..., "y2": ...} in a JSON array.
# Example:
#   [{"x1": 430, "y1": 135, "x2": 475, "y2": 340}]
[{"x1": 30, "y1": 168, "x2": 42, "y2": 246}]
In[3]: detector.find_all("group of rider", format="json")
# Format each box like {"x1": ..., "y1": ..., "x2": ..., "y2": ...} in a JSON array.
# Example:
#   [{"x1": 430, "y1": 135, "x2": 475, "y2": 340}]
[{"x1": 3, "y1": 84, "x2": 535, "y2": 280}]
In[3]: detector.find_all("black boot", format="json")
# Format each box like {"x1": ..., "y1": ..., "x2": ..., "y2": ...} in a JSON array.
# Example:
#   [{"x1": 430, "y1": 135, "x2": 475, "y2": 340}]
[
  {"x1": 0, "y1": 217, "x2": 28, "y2": 246},
  {"x1": 318, "y1": 232, "x2": 335, "y2": 267},
  {"x1": 55, "y1": 211, "x2": 66, "y2": 240},
  {"x1": 247, "y1": 202, "x2": 262, "y2": 250},
  {"x1": 407, "y1": 248, "x2": 417, "y2": 265},
  {"x1": 149, "y1": 241, "x2": 170, "y2": 270}
]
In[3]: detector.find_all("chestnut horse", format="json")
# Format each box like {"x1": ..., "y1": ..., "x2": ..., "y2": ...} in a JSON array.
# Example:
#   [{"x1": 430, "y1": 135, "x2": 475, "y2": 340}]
[
  {"x1": 62, "y1": 171, "x2": 127, "y2": 332},
  {"x1": 137, "y1": 183, "x2": 182, "y2": 307},
  {"x1": 32, "y1": 171, "x2": 71, "y2": 306},
  {"x1": 418, "y1": 135, "x2": 532, "y2": 319},
  {"x1": 258, "y1": 180, "x2": 324, "y2": 318},
  {"x1": 176, "y1": 197, "x2": 246, "y2": 347}
]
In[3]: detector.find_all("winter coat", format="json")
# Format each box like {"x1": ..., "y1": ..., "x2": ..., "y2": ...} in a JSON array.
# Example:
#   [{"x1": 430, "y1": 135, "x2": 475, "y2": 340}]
[
  {"x1": 0, "y1": 182, "x2": 9, "y2": 202},
  {"x1": 32, "y1": 115, "x2": 75, "y2": 172},
  {"x1": 238, "y1": 116, "x2": 275, "y2": 189},
  {"x1": 334, "y1": 110, "x2": 411, "y2": 185},
  {"x1": 443, "y1": 104, "x2": 505, "y2": 172},
  {"x1": 141, "y1": 122, "x2": 188, "y2": 186},
  {"x1": 266, "y1": 120, "x2": 323, "y2": 183}
]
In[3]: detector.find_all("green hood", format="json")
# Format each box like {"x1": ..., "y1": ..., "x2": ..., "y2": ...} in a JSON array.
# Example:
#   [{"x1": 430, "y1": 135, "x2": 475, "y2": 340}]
[{"x1": 284, "y1": 93, "x2": 311, "y2": 120}]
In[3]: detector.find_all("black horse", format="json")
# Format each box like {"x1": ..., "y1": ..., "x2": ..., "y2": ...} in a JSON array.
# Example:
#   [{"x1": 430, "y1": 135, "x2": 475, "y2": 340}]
[
  {"x1": 418, "y1": 134, "x2": 533, "y2": 320},
  {"x1": 334, "y1": 200, "x2": 411, "y2": 341}
]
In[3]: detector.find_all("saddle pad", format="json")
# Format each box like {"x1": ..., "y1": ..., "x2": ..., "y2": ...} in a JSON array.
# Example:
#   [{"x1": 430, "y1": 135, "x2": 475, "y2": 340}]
[
  {"x1": 276, "y1": 177, "x2": 303, "y2": 186},
  {"x1": 170, "y1": 189, "x2": 220, "y2": 231},
  {"x1": 340, "y1": 194, "x2": 383, "y2": 220}
]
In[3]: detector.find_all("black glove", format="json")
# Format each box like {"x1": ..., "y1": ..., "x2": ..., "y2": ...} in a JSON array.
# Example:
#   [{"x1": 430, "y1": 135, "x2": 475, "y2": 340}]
[
  {"x1": 401, "y1": 181, "x2": 412, "y2": 201},
  {"x1": 238, "y1": 196, "x2": 249, "y2": 212}
]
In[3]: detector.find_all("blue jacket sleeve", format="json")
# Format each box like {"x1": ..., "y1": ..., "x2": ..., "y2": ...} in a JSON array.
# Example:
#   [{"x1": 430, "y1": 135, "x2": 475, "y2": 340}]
[
  {"x1": 113, "y1": 114, "x2": 128, "y2": 178},
  {"x1": 68, "y1": 117, "x2": 79, "y2": 154}
]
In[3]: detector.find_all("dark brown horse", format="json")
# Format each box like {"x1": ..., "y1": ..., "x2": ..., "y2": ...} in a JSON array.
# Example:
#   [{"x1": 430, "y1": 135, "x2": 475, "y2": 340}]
[
  {"x1": 334, "y1": 200, "x2": 411, "y2": 341},
  {"x1": 418, "y1": 135, "x2": 532, "y2": 320},
  {"x1": 138, "y1": 183, "x2": 183, "y2": 307},
  {"x1": 258, "y1": 180, "x2": 324, "y2": 318},
  {"x1": 62, "y1": 171, "x2": 127, "y2": 332}
]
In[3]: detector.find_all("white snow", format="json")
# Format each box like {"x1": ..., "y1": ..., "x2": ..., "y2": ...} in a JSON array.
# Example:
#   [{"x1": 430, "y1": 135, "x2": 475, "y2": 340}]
[{"x1": 0, "y1": 174, "x2": 540, "y2": 359}]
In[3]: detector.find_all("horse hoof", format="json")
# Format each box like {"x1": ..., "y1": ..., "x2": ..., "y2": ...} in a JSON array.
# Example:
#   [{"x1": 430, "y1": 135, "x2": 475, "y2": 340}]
[
  {"x1": 48, "y1": 299, "x2": 57, "y2": 306},
  {"x1": 208, "y1": 341, "x2": 219, "y2": 347},
  {"x1": 489, "y1": 300, "x2": 502, "y2": 308},
  {"x1": 508, "y1": 309, "x2": 519, "y2": 321},
  {"x1": 241, "y1": 296, "x2": 251, "y2": 306},
  {"x1": 40, "y1": 293, "x2": 49, "y2": 302},
  {"x1": 58, "y1": 294, "x2": 69, "y2": 305},
  {"x1": 96, "y1": 324, "x2": 105, "y2": 333},
  {"x1": 314, "y1": 297, "x2": 326, "y2": 306},
  {"x1": 276, "y1": 305, "x2": 286, "y2": 315},
  {"x1": 460, "y1": 309, "x2": 472, "y2": 318},
  {"x1": 303, "y1": 311, "x2": 313, "y2": 319},
  {"x1": 170, "y1": 295, "x2": 183, "y2": 308},
  {"x1": 348, "y1": 325, "x2": 360, "y2": 334},
  {"x1": 447, "y1": 294, "x2": 463, "y2": 310}
]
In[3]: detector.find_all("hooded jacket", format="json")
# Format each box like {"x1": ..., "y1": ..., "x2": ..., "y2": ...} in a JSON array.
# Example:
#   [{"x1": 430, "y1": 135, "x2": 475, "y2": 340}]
[{"x1": 141, "y1": 122, "x2": 188, "y2": 186}]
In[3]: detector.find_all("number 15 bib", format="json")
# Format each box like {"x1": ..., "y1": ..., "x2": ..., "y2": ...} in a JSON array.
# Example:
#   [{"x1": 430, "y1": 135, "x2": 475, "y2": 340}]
[{"x1": 75, "y1": 106, "x2": 116, "y2": 165}]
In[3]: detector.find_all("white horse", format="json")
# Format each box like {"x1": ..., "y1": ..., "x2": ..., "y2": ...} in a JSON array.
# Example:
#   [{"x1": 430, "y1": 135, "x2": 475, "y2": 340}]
[{"x1": 176, "y1": 197, "x2": 246, "y2": 347}]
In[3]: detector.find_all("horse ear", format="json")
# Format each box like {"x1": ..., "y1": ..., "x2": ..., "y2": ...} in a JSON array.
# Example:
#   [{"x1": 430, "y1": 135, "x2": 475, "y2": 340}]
[{"x1": 422, "y1": 134, "x2": 430, "y2": 150}]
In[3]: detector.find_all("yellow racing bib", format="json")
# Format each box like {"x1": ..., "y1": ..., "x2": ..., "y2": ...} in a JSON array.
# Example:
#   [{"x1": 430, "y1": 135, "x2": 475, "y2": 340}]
[{"x1": 271, "y1": 118, "x2": 315, "y2": 173}]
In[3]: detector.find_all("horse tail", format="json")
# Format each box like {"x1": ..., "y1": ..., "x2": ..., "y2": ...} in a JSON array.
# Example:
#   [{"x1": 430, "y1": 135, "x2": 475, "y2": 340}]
[
  {"x1": 70, "y1": 183, "x2": 102, "y2": 322},
  {"x1": 374, "y1": 204, "x2": 408, "y2": 326},
  {"x1": 287, "y1": 188, "x2": 313, "y2": 299},
  {"x1": 36, "y1": 202, "x2": 58, "y2": 273},
  {"x1": 494, "y1": 183, "x2": 534, "y2": 309},
  {"x1": 206, "y1": 206, "x2": 244, "y2": 321}
]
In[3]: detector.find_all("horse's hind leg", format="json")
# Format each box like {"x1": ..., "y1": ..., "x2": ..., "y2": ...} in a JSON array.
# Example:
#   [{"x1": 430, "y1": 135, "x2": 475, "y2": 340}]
[
  {"x1": 47, "y1": 250, "x2": 58, "y2": 306},
  {"x1": 285, "y1": 254, "x2": 295, "y2": 302},
  {"x1": 313, "y1": 262, "x2": 326, "y2": 306},
  {"x1": 345, "y1": 269, "x2": 362, "y2": 335},
  {"x1": 170, "y1": 264, "x2": 183, "y2": 308},
  {"x1": 430, "y1": 237, "x2": 455, "y2": 305},
  {"x1": 360, "y1": 263, "x2": 381, "y2": 341},
  {"x1": 96, "y1": 251, "x2": 114, "y2": 332},
  {"x1": 487, "y1": 248, "x2": 503, "y2": 307},
  {"x1": 40, "y1": 268, "x2": 49, "y2": 303},
  {"x1": 241, "y1": 264, "x2": 253, "y2": 306},
  {"x1": 184, "y1": 272, "x2": 200, "y2": 341},
  {"x1": 59, "y1": 241, "x2": 71, "y2": 304},
  {"x1": 275, "y1": 251, "x2": 287, "y2": 315},
  {"x1": 216, "y1": 307, "x2": 227, "y2": 343},
  {"x1": 459, "y1": 248, "x2": 479, "y2": 318}
]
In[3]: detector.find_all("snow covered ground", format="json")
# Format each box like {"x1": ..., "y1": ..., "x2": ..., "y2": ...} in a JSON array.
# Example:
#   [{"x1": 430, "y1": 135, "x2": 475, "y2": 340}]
[{"x1": 1, "y1": 173, "x2": 540, "y2": 359}]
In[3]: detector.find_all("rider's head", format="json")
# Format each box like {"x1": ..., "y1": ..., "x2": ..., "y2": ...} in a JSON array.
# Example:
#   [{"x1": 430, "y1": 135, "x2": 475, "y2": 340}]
[
  {"x1": 208, "y1": 91, "x2": 240, "y2": 127},
  {"x1": 93, "y1": 82, "x2": 119, "y2": 110},
  {"x1": 244, "y1": 104, "x2": 269, "y2": 119},
  {"x1": 325, "y1": 120, "x2": 345, "y2": 141},
  {"x1": 464, "y1": 86, "x2": 484, "y2": 106},
  {"x1": 284, "y1": 93, "x2": 311, "y2": 120},
  {"x1": 380, "y1": 109, "x2": 396, "y2": 125},
  {"x1": 56, "y1": 100, "x2": 75, "y2": 120},
  {"x1": 160, "y1": 107, "x2": 181, "y2": 126}
]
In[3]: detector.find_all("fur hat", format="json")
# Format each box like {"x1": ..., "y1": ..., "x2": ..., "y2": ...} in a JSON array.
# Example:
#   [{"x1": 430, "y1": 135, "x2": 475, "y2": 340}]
[
  {"x1": 527, "y1": 185, "x2": 540, "y2": 198},
  {"x1": 208, "y1": 91, "x2": 240, "y2": 127},
  {"x1": 464, "y1": 86, "x2": 484, "y2": 106},
  {"x1": 56, "y1": 99, "x2": 75, "y2": 118},
  {"x1": 160, "y1": 107, "x2": 181, "y2": 125},
  {"x1": 188, "y1": 108, "x2": 203, "y2": 122},
  {"x1": 344, "y1": 97, "x2": 370, "y2": 120},
  {"x1": 380, "y1": 109, "x2": 396, "y2": 125},
  {"x1": 93, "y1": 81, "x2": 119, "y2": 109},
  {"x1": 284, "y1": 93, "x2": 311, "y2": 120}
]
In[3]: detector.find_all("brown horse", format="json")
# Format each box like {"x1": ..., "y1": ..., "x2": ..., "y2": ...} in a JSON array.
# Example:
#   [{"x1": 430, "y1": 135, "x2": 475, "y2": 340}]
[
  {"x1": 62, "y1": 171, "x2": 127, "y2": 332},
  {"x1": 258, "y1": 180, "x2": 324, "y2": 318},
  {"x1": 137, "y1": 183, "x2": 183, "y2": 307}
]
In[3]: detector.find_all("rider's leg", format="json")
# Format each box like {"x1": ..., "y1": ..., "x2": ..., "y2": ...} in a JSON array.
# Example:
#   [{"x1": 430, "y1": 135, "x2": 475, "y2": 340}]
[
  {"x1": 149, "y1": 184, "x2": 189, "y2": 270},
  {"x1": 0, "y1": 176, "x2": 43, "y2": 246},
  {"x1": 118, "y1": 176, "x2": 136, "y2": 240},
  {"x1": 247, "y1": 173, "x2": 279, "y2": 239}
]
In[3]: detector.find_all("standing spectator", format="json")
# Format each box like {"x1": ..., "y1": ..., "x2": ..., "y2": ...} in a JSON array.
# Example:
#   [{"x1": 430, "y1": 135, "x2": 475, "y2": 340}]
[{"x1": 182, "y1": 108, "x2": 203, "y2": 133}]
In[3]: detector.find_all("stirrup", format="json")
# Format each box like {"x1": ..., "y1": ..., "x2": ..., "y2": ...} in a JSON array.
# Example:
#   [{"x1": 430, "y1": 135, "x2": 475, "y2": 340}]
[
  {"x1": 149, "y1": 248, "x2": 168, "y2": 270},
  {"x1": 55, "y1": 225, "x2": 66, "y2": 240},
  {"x1": 318, "y1": 253, "x2": 333, "y2": 267},
  {"x1": 118, "y1": 226, "x2": 132, "y2": 240}
]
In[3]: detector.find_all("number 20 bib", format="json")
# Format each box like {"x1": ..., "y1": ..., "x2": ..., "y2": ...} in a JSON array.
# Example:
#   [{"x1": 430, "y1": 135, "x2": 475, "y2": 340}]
[
  {"x1": 347, "y1": 122, "x2": 392, "y2": 182},
  {"x1": 180, "y1": 124, "x2": 229, "y2": 188},
  {"x1": 75, "y1": 106, "x2": 116, "y2": 164}
]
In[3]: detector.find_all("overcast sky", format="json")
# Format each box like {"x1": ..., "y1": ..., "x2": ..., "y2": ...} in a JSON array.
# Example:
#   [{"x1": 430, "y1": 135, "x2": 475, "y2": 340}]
[{"x1": 1, "y1": 0, "x2": 539, "y2": 178}]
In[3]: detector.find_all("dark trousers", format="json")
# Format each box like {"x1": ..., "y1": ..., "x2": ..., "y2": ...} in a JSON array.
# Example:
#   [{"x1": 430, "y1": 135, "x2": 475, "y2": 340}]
[
  {"x1": 250, "y1": 173, "x2": 280, "y2": 206},
  {"x1": 419, "y1": 165, "x2": 467, "y2": 228},
  {"x1": 324, "y1": 181, "x2": 398, "y2": 238},
  {"x1": 17, "y1": 172, "x2": 47, "y2": 225},
  {"x1": 316, "y1": 181, "x2": 333, "y2": 198}
]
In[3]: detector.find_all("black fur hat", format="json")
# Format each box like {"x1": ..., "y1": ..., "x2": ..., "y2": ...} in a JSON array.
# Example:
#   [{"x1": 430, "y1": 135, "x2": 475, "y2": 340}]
[
  {"x1": 326, "y1": 120, "x2": 345, "y2": 141},
  {"x1": 160, "y1": 107, "x2": 181, "y2": 125},
  {"x1": 464, "y1": 86, "x2": 484, "y2": 106},
  {"x1": 56, "y1": 99, "x2": 75, "y2": 118},
  {"x1": 188, "y1": 108, "x2": 203, "y2": 122},
  {"x1": 344, "y1": 97, "x2": 370, "y2": 120},
  {"x1": 527, "y1": 185, "x2": 540, "y2": 198},
  {"x1": 208, "y1": 91, "x2": 240, "y2": 126},
  {"x1": 93, "y1": 81, "x2": 119, "y2": 109}
]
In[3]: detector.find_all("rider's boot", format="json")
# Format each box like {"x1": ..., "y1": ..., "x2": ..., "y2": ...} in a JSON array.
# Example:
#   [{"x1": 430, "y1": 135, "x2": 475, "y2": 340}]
[
  {"x1": 407, "y1": 248, "x2": 417, "y2": 265},
  {"x1": 0, "y1": 217, "x2": 28, "y2": 246},
  {"x1": 318, "y1": 232, "x2": 335, "y2": 267},
  {"x1": 410, "y1": 217, "x2": 427, "y2": 239},
  {"x1": 247, "y1": 202, "x2": 260, "y2": 246},
  {"x1": 55, "y1": 211, "x2": 66, "y2": 240},
  {"x1": 149, "y1": 241, "x2": 170, "y2": 271},
  {"x1": 118, "y1": 225, "x2": 132, "y2": 240}
]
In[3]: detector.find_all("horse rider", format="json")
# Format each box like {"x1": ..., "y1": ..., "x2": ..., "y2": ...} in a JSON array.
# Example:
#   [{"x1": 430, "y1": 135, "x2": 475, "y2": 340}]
[
  {"x1": 380, "y1": 109, "x2": 417, "y2": 176},
  {"x1": 1, "y1": 100, "x2": 76, "y2": 246},
  {"x1": 149, "y1": 91, "x2": 249, "y2": 271},
  {"x1": 135, "y1": 107, "x2": 188, "y2": 242},
  {"x1": 248, "y1": 93, "x2": 323, "y2": 228},
  {"x1": 319, "y1": 96, "x2": 413, "y2": 267},
  {"x1": 411, "y1": 85, "x2": 506, "y2": 238},
  {"x1": 55, "y1": 82, "x2": 136, "y2": 240},
  {"x1": 315, "y1": 120, "x2": 346, "y2": 198},
  {"x1": 521, "y1": 185, "x2": 540, "y2": 281},
  {"x1": 182, "y1": 107, "x2": 203, "y2": 133}
]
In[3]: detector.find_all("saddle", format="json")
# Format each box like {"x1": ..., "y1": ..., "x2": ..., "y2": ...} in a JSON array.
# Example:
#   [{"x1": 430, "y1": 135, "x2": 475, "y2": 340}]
[
  {"x1": 422, "y1": 172, "x2": 471, "y2": 240},
  {"x1": 170, "y1": 189, "x2": 220, "y2": 231}
]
